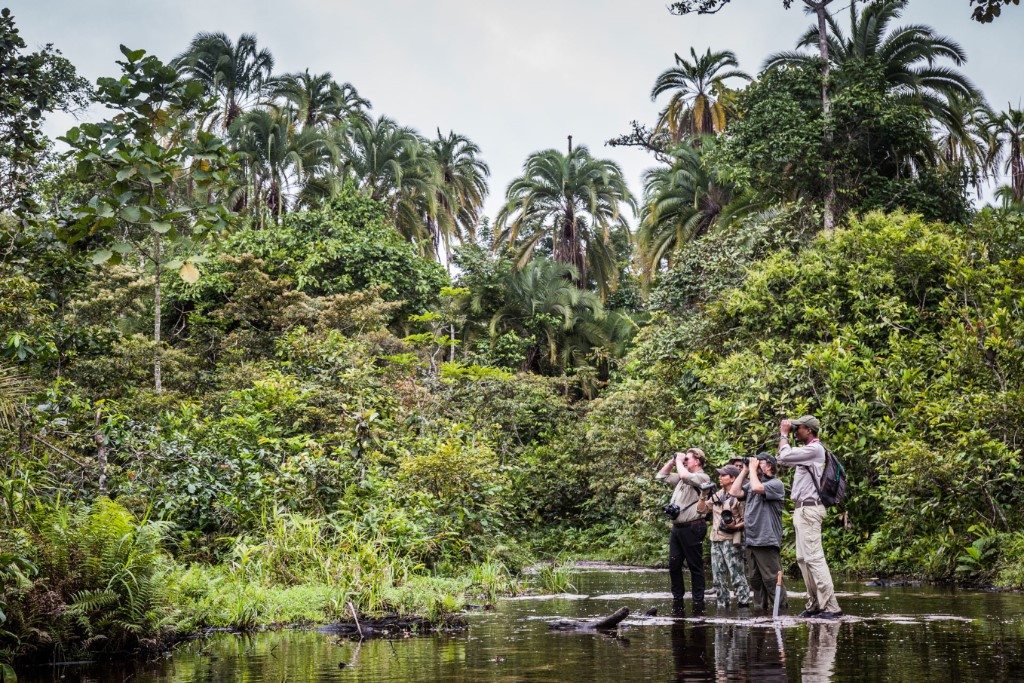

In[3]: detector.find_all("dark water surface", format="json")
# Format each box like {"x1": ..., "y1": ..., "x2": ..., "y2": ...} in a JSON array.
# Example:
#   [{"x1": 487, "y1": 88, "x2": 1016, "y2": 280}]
[{"x1": 17, "y1": 568, "x2": 1024, "y2": 682}]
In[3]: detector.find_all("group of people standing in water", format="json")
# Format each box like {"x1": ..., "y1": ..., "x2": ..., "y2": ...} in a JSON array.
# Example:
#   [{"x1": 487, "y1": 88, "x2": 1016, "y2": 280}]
[{"x1": 655, "y1": 415, "x2": 843, "y2": 619}]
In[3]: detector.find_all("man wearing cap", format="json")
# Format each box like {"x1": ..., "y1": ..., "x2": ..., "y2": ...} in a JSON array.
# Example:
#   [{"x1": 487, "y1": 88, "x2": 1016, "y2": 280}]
[
  {"x1": 778, "y1": 415, "x2": 842, "y2": 619},
  {"x1": 729, "y1": 452, "x2": 788, "y2": 613},
  {"x1": 697, "y1": 464, "x2": 752, "y2": 609},
  {"x1": 656, "y1": 448, "x2": 712, "y2": 609}
]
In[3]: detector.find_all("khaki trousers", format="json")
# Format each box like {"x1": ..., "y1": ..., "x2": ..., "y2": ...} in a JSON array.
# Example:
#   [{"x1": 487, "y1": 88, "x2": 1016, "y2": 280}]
[{"x1": 794, "y1": 504, "x2": 840, "y2": 613}]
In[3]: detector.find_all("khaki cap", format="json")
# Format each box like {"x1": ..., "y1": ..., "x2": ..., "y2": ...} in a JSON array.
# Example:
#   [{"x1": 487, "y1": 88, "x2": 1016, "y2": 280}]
[{"x1": 790, "y1": 415, "x2": 821, "y2": 432}]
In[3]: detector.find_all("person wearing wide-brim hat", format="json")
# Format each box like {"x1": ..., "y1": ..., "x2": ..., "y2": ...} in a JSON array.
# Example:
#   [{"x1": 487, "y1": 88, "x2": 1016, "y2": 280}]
[{"x1": 778, "y1": 414, "x2": 842, "y2": 619}]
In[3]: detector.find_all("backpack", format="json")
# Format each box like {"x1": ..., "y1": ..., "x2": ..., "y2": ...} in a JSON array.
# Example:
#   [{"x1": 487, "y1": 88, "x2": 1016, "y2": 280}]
[{"x1": 805, "y1": 446, "x2": 847, "y2": 507}]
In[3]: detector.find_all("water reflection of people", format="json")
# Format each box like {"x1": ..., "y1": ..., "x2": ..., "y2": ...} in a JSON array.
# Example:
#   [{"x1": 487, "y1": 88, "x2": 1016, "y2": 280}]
[
  {"x1": 713, "y1": 624, "x2": 749, "y2": 677},
  {"x1": 801, "y1": 621, "x2": 839, "y2": 682},
  {"x1": 671, "y1": 619, "x2": 712, "y2": 681},
  {"x1": 711, "y1": 625, "x2": 787, "y2": 681}
]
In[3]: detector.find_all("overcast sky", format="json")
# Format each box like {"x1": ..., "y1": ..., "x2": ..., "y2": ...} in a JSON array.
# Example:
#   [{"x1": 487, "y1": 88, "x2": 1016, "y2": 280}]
[{"x1": 10, "y1": 0, "x2": 1024, "y2": 219}]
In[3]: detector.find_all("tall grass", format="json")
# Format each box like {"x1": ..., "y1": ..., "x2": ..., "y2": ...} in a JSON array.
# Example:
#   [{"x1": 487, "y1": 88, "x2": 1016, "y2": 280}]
[
  {"x1": 534, "y1": 561, "x2": 578, "y2": 594},
  {"x1": 165, "y1": 510, "x2": 476, "y2": 630}
]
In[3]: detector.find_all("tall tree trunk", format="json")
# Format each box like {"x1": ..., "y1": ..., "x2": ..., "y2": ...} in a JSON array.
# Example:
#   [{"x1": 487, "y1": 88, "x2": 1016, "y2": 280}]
[
  {"x1": 153, "y1": 232, "x2": 163, "y2": 394},
  {"x1": 94, "y1": 409, "x2": 108, "y2": 496},
  {"x1": 556, "y1": 134, "x2": 585, "y2": 286},
  {"x1": 557, "y1": 208, "x2": 585, "y2": 287},
  {"x1": 1012, "y1": 136, "x2": 1023, "y2": 203},
  {"x1": 809, "y1": 0, "x2": 837, "y2": 230}
]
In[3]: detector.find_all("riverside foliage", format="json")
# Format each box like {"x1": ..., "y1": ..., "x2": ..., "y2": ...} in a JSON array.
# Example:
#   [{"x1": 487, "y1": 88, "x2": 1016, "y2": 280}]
[{"x1": 2, "y1": 0, "x2": 1024, "y2": 667}]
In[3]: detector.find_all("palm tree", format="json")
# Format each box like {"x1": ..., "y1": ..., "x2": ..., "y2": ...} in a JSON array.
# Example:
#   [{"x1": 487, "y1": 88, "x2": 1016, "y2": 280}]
[
  {"x1": 764, "y1": 0, "x2": 979, "y2": 123},
  {"x1": 272, "y1": 70, "x2": 371, "y2": 131},
  {"x1": 485, "y1": 258, "x2": 631, "y2": 374},
  {"x1": 173, "y1": 32, "x2": 274, "y2": 131},
  {"x1": 429, "y1": 130, "x2": 490, "y2": 251},
  {"x1": 341, "y1": 116, "x2": 439, "y2": 253},
  {"x1": 495, "y1": 142, "x2": 636, "y2": 299},
  {"x1": 986, "y1": 105, "x2": 1024, "y2": 204},
  {"x1": 933, "y1": 95, "x2": 992, "y2": 192},
  {"x1": 230, "y1": 108, "x2": 330, "y2": 225},
  {"x1": 651, "y1": 47, "x2": 751, "y2": 142},
  {"x1": 637, "y1": 143, "x2": 754, "y2": 281}
]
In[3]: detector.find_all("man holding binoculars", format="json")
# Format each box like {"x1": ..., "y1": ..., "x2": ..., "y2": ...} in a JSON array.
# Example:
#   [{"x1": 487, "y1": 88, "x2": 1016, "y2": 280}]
[
  {"x1": 656, "y1": 448, "x2": 712, "y2": 610},
  {"x1": 697, "y1": 464, "x2": 752, "y2": 609},
  {"x1": 777, "y1": 415, "x2": 842, "y2": 619},
  {"x1": 729, "y1": 452, "x2": 788, "y2": 614}
]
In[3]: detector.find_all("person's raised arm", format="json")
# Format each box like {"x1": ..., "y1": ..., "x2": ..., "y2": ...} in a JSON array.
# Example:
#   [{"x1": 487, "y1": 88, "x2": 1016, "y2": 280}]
[
  {"x1": 697, "y1": 488, "x2": 719, "y2": 515},
  {"x1": 656, "y1": 456, "x2": 676, "y2": 478},
  {"x1": 748, "y1": 459, "x2": 765, "y2": 494},
  {"x1": 776, "y1": 419, "x2": 820, "y2": 466},
  {"x1": 729, "y1": 463, "x2": 748, "y2": 498}
]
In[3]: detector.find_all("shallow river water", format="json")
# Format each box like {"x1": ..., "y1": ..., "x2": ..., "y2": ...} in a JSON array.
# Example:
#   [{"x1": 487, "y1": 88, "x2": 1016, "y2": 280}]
[{"x1": 18, "y1": 567, "x2": 1024, "y2": 682}]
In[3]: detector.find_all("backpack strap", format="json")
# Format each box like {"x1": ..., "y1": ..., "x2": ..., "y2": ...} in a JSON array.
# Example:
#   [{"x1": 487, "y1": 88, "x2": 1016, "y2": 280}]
[{"x1": 797, "y1": 443, "x2": 827, "y2": 501}]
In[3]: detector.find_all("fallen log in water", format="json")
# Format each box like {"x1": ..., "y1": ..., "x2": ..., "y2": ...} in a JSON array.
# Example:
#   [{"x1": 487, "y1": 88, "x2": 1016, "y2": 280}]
[
  {"x1": 547, "y1": 606, "x2": 630, "y2": 631},
  {"x1": 317, "y1": 614, "x2": 467, "y2": 639}
]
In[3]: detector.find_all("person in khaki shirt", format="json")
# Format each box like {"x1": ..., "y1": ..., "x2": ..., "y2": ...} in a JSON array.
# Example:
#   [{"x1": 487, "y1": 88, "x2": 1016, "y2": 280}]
[
  {"x1": 656, "y1": 448, "x2": 711, "y2": 610},
  {"x1": 697, "y1": 464, "x2": 752, "y2": 609}
]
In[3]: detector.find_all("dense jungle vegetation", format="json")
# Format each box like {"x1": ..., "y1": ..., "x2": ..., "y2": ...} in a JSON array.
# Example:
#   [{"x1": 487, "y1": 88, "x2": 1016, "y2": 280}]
[{"x1": 2, "y1": 0, "x2": 1024, "y2": 668}]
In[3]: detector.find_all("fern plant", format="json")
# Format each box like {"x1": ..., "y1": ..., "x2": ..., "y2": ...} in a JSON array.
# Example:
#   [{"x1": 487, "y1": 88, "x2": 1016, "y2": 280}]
[{"x1": 955, "y1": 524, "x2": 1001, "y2": 585}]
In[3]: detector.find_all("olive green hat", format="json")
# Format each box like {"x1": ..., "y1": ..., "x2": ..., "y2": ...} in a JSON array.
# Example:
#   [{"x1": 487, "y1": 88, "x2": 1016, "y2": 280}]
[{"x1": 790, "y1": 415, "x2": 821, "y2": 432}]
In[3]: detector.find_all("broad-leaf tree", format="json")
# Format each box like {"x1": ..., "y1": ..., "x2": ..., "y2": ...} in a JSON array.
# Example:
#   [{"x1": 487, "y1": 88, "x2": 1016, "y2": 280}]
[
  {"x1": 62, "y1": 47, "x2": 236, "y2": 393},
  {"x1": 970, "y1": 0, "x2": 1020, "y2": 22},
  {"x1": 495, "y1": 142, "x2": 636, "y2": 299},
  {"x1": 670, "y1": 0, "x2": 1019, "y2": 24},
  {"x1": 0, "y1": 8, "x2": 90, "y2": 216},
  {"x1": 669, "y1": 0, "x2": 839, "y2": 228}
]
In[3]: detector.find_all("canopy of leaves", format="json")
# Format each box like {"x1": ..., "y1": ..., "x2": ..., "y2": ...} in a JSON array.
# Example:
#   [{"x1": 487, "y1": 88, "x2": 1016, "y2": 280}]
[
  {"x1": 711, "y1": 60, "x2": 970, "y2": 223},
  {"x1": 572, "y1": 210, "x2": 1024, "y2": 577},
  {"x1": 208, "y1": 183, "x2": 448, "y2": 318},
  {"x1": 0, "y1": 8, "x2": 90, "y2": 216}
]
